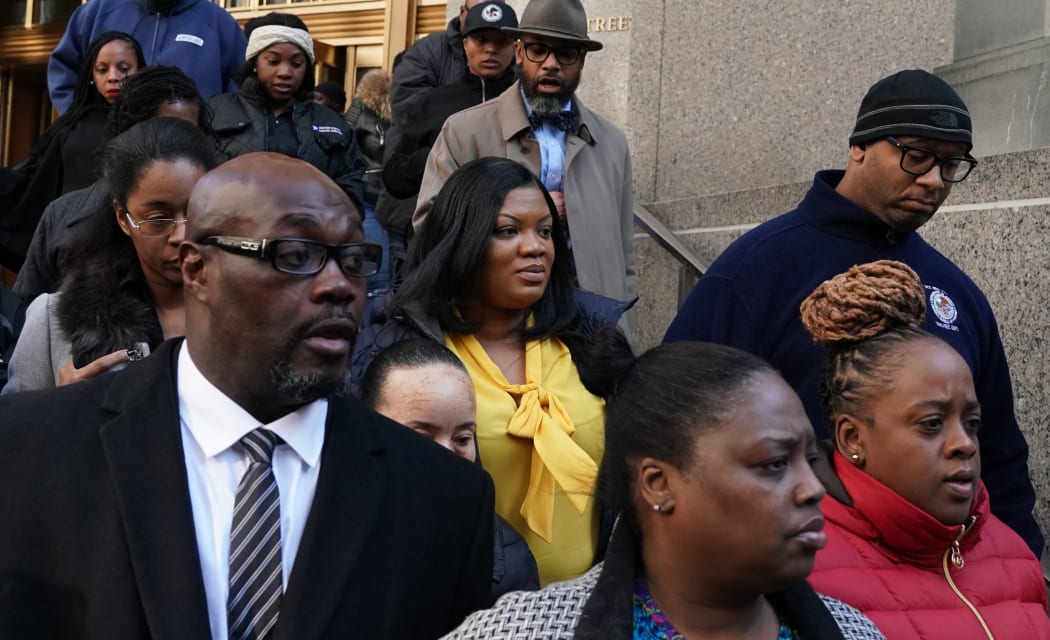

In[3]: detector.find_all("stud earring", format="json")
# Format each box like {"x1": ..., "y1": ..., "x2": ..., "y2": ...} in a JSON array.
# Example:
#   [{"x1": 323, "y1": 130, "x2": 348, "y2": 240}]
[
  {"x1": 652, "y1": 503, "x2": 661, "y2": 512},
  {"x1": 850, "y1": 453, "x2": 859, "y2": 461}
]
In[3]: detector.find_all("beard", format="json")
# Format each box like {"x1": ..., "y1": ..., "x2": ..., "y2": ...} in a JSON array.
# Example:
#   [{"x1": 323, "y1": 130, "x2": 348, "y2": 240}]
[
  {"x1": 267, "y1": 309, "x2": 357, "y2": 403},
  {"x1": 269, "y1": 360, "x2": 352, "y2": 403},
  {"x1": 521, "y1": 70, "x2": 580, "y2": 117}
]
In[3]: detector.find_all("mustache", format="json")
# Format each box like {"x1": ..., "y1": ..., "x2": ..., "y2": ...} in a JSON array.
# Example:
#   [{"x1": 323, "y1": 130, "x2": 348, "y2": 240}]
[{"x1": 289, "y1": 308, "x2": 359, "y2": 343}]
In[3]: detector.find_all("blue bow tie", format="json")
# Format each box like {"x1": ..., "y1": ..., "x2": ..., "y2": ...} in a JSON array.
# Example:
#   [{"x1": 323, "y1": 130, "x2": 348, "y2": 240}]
[{"x1": 528, "y1": 110, "x2": 576, "y2": 132}]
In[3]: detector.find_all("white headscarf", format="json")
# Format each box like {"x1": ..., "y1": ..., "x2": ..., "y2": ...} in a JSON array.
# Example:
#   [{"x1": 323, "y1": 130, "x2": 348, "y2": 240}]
[{"x1": 246, "y1": 25, "x2": 315, "y2": 64}]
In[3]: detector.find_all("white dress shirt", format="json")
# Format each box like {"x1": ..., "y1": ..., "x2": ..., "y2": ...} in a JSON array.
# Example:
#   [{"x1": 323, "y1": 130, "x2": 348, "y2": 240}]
[{"x1": 177, "y1": 345, "x2": 326, "y2": 640}]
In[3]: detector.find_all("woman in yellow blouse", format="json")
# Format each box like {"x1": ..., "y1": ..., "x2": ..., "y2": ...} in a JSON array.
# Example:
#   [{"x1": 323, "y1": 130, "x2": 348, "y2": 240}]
[{"x1": 352, "y1": 157, "x2": 632, "y2": 585}]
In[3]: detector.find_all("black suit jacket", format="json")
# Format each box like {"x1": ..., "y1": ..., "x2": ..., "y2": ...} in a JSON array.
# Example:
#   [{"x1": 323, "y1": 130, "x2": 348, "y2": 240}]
[{"x1": 0, "y1": 339, "x2": 494, "y2": 639}]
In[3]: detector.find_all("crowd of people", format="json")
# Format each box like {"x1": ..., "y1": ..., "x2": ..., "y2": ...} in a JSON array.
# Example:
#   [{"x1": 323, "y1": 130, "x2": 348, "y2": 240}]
[{"x1": 0, "y1": 0, "x2": 1047, "y2": 638}]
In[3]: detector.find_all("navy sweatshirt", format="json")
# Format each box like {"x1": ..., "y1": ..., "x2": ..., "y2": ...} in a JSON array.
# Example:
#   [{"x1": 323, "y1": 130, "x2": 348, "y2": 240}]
[{"x1": 665, "y1": 170, "x2": 1043, "y2": 557}]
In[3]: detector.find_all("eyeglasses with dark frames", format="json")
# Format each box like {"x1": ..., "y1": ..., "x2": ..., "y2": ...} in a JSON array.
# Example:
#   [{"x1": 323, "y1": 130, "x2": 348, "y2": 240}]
[
  {"x1": 200, "y1": 236, "x2": 382, "y2": 278},
  {"x1": 519, "y1": 41, "x2": 583, "y2": 66},
  {"x1": 121, "y1": 207, "x2": 187, "y2": 238},
  {"x1": 885, "y1": 136, "x2": 977, "y2": 183}
]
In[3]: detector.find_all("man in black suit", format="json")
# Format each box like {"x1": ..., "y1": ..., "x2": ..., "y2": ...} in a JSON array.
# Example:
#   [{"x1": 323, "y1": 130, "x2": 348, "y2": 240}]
[{"x1": 0, "y1": 153, "x2": 494, "y2": 639}]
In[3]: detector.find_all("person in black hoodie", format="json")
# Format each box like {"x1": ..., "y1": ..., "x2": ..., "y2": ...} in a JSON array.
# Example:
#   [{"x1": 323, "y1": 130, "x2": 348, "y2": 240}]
[
  {"x1": 0, "y1": 32, "x2": 145, "y2": 271},
  {"x1": 381, "y1": 1, "x2": 518, "y2": 243}
]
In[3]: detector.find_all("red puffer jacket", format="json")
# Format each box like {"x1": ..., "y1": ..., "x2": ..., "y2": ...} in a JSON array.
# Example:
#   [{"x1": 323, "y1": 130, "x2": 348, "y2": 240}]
[{"x1": 809, "y1": 450, "x2": 1050, "y2": 639}]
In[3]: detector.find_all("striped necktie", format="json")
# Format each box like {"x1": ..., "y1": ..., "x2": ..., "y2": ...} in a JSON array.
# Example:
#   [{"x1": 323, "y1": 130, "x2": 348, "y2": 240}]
[{"x1": 228, "y1": 429, "x2": 283, "y2": 640}]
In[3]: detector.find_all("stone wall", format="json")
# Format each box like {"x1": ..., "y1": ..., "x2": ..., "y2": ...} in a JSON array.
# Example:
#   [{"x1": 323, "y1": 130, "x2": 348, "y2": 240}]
[
  {"x1": 635, "y1": 148, "x2": 1050, "y2": 557},
  {"x1": 444, "y1": 0, "x2": 1050, "y2": 554}
]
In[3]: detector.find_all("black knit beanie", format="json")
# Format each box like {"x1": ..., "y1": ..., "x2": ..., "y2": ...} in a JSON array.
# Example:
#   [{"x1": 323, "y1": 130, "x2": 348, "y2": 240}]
[{"x1": 849, "y1": 70, "x2": 972, "y2": 151}]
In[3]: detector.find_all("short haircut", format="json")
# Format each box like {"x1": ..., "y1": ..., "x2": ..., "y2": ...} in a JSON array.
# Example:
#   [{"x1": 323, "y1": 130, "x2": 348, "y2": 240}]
[{"x1": 359, "y1": 339, "x2": 467, "y2": 409}]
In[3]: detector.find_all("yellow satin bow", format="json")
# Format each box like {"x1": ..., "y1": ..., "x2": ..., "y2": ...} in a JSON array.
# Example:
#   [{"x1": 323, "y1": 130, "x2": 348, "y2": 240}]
[
  {"x1": 450, "y1": 332, "x2": 598, "y2": 543},
  {"x1": 504, "y1": 380, "x2": 598, "y2": 542}
]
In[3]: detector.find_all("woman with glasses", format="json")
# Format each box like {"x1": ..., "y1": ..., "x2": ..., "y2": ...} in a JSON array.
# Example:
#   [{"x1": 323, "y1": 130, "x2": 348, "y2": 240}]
[
  {"x1": 14, "y1": 64, "x2": 213, "y2": 303},
  {"x1": 352, "y1": 156, "x2": 633, "y2": 586},
  {"x1": 801, "y1": 260, "x2": 1050, "y2": 639},
  {"x1": 2, "y1": 118, "x2": 217, "y2": 394}
]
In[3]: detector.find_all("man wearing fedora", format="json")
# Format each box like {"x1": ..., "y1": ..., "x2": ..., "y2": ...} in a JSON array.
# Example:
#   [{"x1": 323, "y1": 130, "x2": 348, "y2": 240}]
[{"x1": 414, "y1": 0, "x2": 636, "y2": 335}]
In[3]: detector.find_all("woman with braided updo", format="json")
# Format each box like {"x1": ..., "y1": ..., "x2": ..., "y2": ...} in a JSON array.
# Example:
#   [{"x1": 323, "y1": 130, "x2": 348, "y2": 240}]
[{"x1": 802, "y1": 260, "x2": 1050, "y2": 639}]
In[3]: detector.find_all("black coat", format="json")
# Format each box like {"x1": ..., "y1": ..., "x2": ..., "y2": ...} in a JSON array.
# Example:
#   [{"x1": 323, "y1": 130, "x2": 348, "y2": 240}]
[
  {"x1": 0, "y1": 339, "x2": 494, "y2": 639},
  {"x1": 0, "y1": 107, "x2": 108, "y2": 270},
  {"x1": 12, "y1": 180, "x2": 108, "y2": 301},
  {"x1": 382, "y1": 69, "x2": 516, "y2": 201},
  {"x1": 0, "y1": 285, "x2": 26, "y2": 388},
  {"x1": 209, "y1": 78, "x2": 367, "y2": 211},
  {"x1": 345, "y1": 99, "x2": 389, "y2": 207}
]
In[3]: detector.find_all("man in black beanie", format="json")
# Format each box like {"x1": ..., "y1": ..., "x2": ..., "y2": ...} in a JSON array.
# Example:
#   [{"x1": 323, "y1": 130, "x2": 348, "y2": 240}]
[{"x1": 665, "y1": 69, "x2": 1044, "y2": 558}]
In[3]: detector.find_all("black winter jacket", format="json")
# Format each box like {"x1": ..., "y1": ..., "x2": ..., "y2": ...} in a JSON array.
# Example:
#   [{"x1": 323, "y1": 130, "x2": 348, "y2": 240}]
[
  {"x1": 209, "y1": 77, "x2": 367, "y2": 210},
  {"x1": 383, "y1": 68, "x2": 516, "y2": 200},
  {"x1": 13, "y1": 181, "x2": 108, "y2": 302},
  {"x1": 346, "y1": 99, "x2": 389, "y2": 207},
  {"x1": 389, "y1": 17, "x2": 467, "y2": 121}
]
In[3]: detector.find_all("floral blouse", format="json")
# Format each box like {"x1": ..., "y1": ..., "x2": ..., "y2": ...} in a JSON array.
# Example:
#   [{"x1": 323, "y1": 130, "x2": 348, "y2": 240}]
[{"x1": 632, "y1": 577, "x2": 798, "y2": 640}]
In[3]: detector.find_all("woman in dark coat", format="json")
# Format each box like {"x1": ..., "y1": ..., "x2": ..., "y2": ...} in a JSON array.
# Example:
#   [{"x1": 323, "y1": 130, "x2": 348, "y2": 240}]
[
  {"x1": 3, "y1": 119, "x2": 217, "y2": 393},
  {"x1": 208, "y1": 12, "x2": 366, "y2": 211},
  {"x1": 0, "y1": 31, "x2": 145, "y2": 270}
]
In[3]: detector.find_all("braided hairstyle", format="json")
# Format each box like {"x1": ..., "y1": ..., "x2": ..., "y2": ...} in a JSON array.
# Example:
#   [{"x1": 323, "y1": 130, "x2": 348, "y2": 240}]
[
  {"x1": 800, "y1": 259, "x2": 942, "y2": 427},
  {"x1": 106, "y1": 65, "x2": 213, "y2": 137}
]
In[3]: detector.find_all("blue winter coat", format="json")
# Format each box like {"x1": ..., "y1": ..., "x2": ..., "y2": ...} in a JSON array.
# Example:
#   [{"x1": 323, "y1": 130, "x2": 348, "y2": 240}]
[{"x1": 48, "y1": 0, "x2": 246, "y2": 114}]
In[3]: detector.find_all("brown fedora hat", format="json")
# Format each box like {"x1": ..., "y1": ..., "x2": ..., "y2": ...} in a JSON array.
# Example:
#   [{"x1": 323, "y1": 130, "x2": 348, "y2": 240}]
[{"x1": 502, "y1": 0, "x2": 603, "y2": 51}]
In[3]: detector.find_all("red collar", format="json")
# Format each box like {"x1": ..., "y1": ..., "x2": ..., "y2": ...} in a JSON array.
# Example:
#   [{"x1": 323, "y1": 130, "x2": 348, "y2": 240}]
[{"x1": 829, "y1": 450, "x2": 988, "y2": 567}]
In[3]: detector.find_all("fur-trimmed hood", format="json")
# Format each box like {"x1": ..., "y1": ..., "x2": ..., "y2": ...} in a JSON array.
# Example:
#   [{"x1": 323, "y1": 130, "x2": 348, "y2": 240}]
[
  {"x1": 355, "y1": 69, "x2": 392, "y2": 122},
  {"x1": 54, "y1": 255, "x2": 161, "y2": 368}
]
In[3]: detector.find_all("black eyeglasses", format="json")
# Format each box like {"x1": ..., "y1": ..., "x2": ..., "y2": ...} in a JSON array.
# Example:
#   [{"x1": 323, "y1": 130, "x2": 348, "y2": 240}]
[
  {"x1": 885, "y1": 136, "x2": 977, "y2": 183},
  {"x1": 200, "y1": 236, "x2": 382, "y2": 278},
  {"x1": 520, "y1": 41, "x2": 583, "y2": 66}
]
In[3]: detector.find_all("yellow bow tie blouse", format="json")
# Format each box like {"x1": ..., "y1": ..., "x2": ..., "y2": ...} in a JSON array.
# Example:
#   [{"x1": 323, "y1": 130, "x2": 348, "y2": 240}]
[{"x1": 446, "y1": 331, "x2": 605, "y2": 586}]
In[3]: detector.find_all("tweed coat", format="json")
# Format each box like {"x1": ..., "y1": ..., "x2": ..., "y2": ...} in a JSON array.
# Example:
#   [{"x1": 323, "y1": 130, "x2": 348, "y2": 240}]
[{"x1": 441, "y1": 522, "x2": 886, "y2": 639}]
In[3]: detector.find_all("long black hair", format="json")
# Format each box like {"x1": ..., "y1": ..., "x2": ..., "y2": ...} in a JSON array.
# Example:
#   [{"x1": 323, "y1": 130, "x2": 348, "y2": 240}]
[
  {"x1": 391, "y1": 157, "x2": 632, "y2": 397},
  {"x1": 27, "y1": 31, "x2": 146, "y2": 164},
  {"x1": 394, "y1": 157, "x2": 578, "y2": 339},
  {"x1": 60, "y1": 118, "x2": 219, "y2": 275}
]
